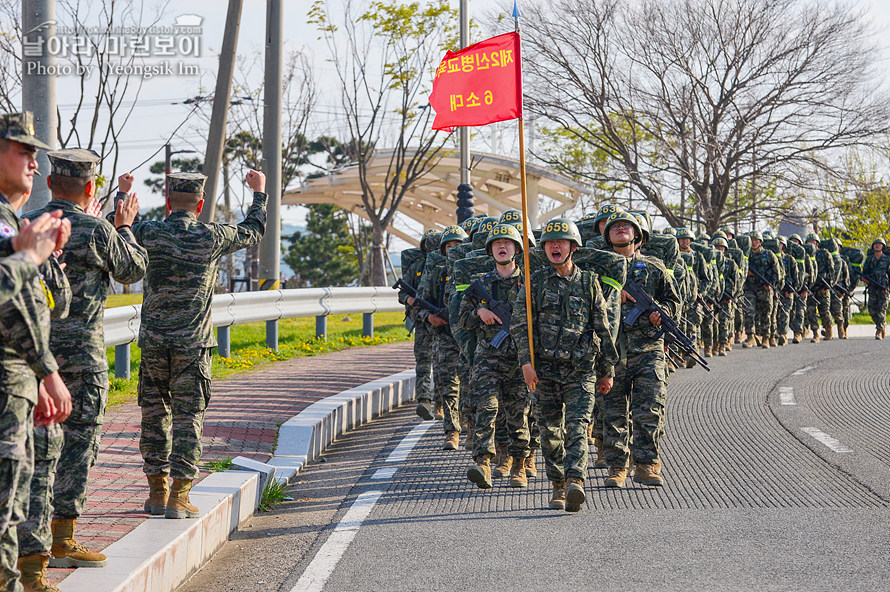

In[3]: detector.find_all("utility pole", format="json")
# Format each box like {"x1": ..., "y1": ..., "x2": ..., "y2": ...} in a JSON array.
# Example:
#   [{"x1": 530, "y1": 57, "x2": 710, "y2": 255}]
[
  {"x1": 199, "y1": 0, "x2": 243, "y2": 223},
  {"x1": 223, "y1": 160, "x2": 235, "y2": 290},
  {"x1": 259, "y1": 0, "x2": 282, "y2": 350},
  {"x1": 21, "y1": 0, "x2": 57, "y2": 210}
]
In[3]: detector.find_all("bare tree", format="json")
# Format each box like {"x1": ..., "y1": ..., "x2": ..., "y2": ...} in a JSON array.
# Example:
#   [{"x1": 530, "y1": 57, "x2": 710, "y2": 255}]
[
  {"x1": 521, "y1": 0, "x2": 890, "y2": 232},
  {"x1": 309, "y1": 0, "x2": 458, "y2": 286}
]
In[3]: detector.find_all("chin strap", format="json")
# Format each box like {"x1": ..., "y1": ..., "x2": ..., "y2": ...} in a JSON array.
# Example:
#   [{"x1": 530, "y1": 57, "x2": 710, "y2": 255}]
[{"x1": 610, "y1": 240, "x2": 634, "y2": 248}]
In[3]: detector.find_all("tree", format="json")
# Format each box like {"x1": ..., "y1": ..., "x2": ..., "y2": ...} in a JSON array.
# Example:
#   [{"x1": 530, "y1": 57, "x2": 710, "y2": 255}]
[
  {"x1": 309, "y1": 0, "x2": 458, "y2": 286},
  {"x1": 283, "y1": 204, "x2": 361, "y2": 287},
  {"x1": 521, "y1": 0, "x2": 890, "y2": 232}
]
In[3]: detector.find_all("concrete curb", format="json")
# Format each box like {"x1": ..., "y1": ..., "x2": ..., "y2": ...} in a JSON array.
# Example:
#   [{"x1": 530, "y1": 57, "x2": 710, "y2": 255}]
[{"x1": 58, "y1": 369, "x2": 416, "y2": 592}]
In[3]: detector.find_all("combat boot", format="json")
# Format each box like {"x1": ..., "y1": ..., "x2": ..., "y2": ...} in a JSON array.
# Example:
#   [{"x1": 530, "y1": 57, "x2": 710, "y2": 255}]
[
  {"x1": 703, "y1": 345, "x2": 712, "y2": 358},
  {"x1": 165, "y1": 478, "x2": 200, "y2": 519},
  {"x1": 837, "y1": 323, "x2": 847, "y2": 340},
  {"x1": 725, "y1": 340, "x2": 733, "y2": 352},
  {"x1": 18, "y1": 554, "x2": 59, "y2": 592},
  {"x1": 467, "y1": 455, "x2": 493, "y2": 489},
  {"x1": 492, "y1": 446, "x2": 512, "y2": 478},
  {"x1": 586, "y1": 423, "x2": 596, "y2": 445},
  {"x1": 633, "y1": 461, "x2": 664, "y2": 486},
  {"x1": 769, "y1": 337, "x2": 778, "y2": 347},
  {"x1": 743, "y1": 335, "x2": 756, "y2": 348},
  {"x1": 734, "y1": 331, "x2": 743, "y2": 345},
  {"x1": 876, "y1": 330, "x2": 883, "y2": 340},
  {"x1": 760, "y1": 337, "x2": 770, "y2": 349},
  {"x1": 593, "y1": 438, "x2": 607, "y2": 469},
  {"x1": 685, "y1": 355, "x2": 697, "y2": 369},
  {"x1": 548, "y1": 480, "x2": 566, "y2": 510},
  {"x1": 824, "y1": 324, "x2": 833, "y2": 340},
  {"x1": 434, "y1": 402, "x2": 444, "y2": 421},
  {"x1": 565, "y1": 477, "x2": 585, "y2": 512},
  {"x1": 509, "y1": 456, "x2": 528, "y2": 488},
  {"x1": 792, "y1": 333, "x2": 801, "y2": 344},
  {"x1": 49, "y1": 518, "x2": 107, "y2": 567},
  {"x1": 718, "y1": 344, "x2": 728, "y2": 356},
  {"x1": 604, "y1": 466, "x2": 628, "y2": 488},
  {"x1": 442, "y1": 430, "x2": 460, "y2": 450},
  {"x1": 524, "y1": 451, "x2": 537, "y2": 478},
  {"x1": 463, "y1": 418, "x2": 475, "y2": 450},
  {"x1": 415, "y1": 399, "x2": 434, "y2": 421},
  {"x1": 882, "y1": 327, "x2": 886, "y2": 339},
  {"x1": 811, "y1": 332, "x2": 820, "y2": 343},
  {"x1": 144, "y1": 473, "x2": 169, "y2": 516},
  {"x1": 778, "y1": 335, "x2": 787, "y2": 346}
]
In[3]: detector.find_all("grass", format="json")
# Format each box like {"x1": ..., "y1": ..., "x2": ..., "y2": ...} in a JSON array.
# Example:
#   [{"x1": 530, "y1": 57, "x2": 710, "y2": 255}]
[
  {"x1": 257, "y1": 479, "x2": 292, "y2": 512},
  {"x1": 203, "y1": 457, "x2": 234, "y2": 472},
  {"x1": 106, "y1": 311, "x2": 412, "y2": 408},
  {"x1": 850, "y1": 311, "x2": 889, "y2": 325}
]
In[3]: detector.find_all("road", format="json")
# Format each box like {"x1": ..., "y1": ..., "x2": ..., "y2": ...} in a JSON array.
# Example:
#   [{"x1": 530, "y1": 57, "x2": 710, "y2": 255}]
[{"x1": 178, "y1": 336, "x2": 890, "y2": 591}]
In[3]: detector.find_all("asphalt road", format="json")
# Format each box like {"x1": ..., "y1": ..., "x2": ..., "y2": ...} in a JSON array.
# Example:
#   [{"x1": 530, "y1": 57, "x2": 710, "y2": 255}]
[{"x1": 179, "y1": 336, "x2": 890, "y2": 592}]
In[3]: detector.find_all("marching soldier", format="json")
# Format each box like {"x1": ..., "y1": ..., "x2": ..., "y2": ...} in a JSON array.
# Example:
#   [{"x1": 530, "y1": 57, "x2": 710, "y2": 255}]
[
  {"x1": 773, "y1": 236, "x2": 801, "y2": 346},
  {"x1": 806, "y1": 233, "x2": 834, "y2": 342},
  {"x1": 862, "y1": 238, "x2": 890, "y2": 339},
  {"x1": 711, "y1": 237, "x2": 740, "y2": 356},
  {"x1": 787, "y1": 234, "x2": 812, "y2": 343},
  {"x1": 743, "y1": 231, "x2": 779, "y2": 349}
]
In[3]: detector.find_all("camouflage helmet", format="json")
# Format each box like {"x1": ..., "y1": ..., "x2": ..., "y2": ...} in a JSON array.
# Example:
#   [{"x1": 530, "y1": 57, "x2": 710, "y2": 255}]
[
  {"x1": 749, "y1": 230, "x2": 763, "y2": 241},
  {"x1": 712, "y1": 230, "x2": 727, "y2": 241},
  {"x1": 460, "y1": 216, "x2": 481, "y2": 235},
  {"x1": 711, "y1": 237, "x2": 728, "y2": 248},
  {"x1": 763, "y1": 230, "x2": 776, "y2": 240},
  {"x1": 789, "y1": 233, "x2": 803, "y2": 244},
  {"x1": 719, "y1": 225, "x2": 735, "y2": 237},
  {"x1": 697, "y1": 233, "x2": 711, "y2": 243},
  {"x1": 580, "y1": 211, "x2": 598, "y2": 222},
  {"x1": 603, "y1": 211, "x2": 643, "y2": 246},
  {"x1": 662, "y1": 227, "x2": 677, "y2": 236},
  {"x1": 498, "y1": 209, "x2": 523, "y2": 225},
  {"x1": 872, "y1": 237, "x2": 886, "y2": 247},
  {"x1": 475, "y1": 216, "x2": 500, "y2": 239},
  {"x1": 630, "y1": 211, "x2": 650, "y2": 245},
  {"x1": 777, "y1": 235, "x2": 787, "y2": 247},
  {"x1": 439, "y1": 224, "x2": 468, "y2": 254},
  {"x1": 592, "y1": 204, "x2": 623, "y2": 233},
  {"x1": 420, "y1": 229, "x2": 442, "y2": 254},
  {"x1": 511, "y1": 222, "x2": 537, "y2": 248},
  {"x1": 540, "y1": 218, "x2": 583, "y2": 247},
  {"x1": 805, "y1": 232, "x2": 820, "y2": 243},
  {"x1": 486, "y1": 223, "x2": 524, "y2": 256},
  {"x1": 675, "y1": 227, "x2": 695, "y2": 240}
]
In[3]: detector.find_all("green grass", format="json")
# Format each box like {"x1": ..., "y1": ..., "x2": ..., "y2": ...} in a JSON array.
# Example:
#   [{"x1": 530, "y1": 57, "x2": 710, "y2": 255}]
[
  {"x1": 257, "y1": 479, "x2": 292, "y2": 512},
  {"x1": 203, "y1": 457, "x2": 234, "y2": 472},
  {"x1": 106, "y1": 311, "x2": 412, "y2": 408},
  {"x1": 850, "y1": 311, "x2": 889, "y2": 325}
]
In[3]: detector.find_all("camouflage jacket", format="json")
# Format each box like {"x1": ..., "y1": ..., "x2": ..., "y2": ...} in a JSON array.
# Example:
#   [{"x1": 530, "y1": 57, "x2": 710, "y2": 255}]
[
  {"x1": 0, "y1": 251, "x2": 37, "y2": 305},
  {"x1": 510, "y1": 263, "x2": 618, "y2": 378},
  {"x1": 618, "y1": 253, "x2": 681, "y2": 357},
  {"x1": 133, "y1": 191, "x2": 267, "y2": 349},
  {"x1": 458, "y1": 265, "x2": 522, "y2": 359},
  {"x1": 779, "y1": 252, "x2": 802, "y2": 293},
  {"x1": 0, "y1": 195, "x2": 71, "y2": 402},
  {"x1": 26, "y1": 199, "x2": 148, "y2": 373},
  {"x1": 813, "y1": 248, "x2": 836, "y2": 289},
  {"x1": 862, "y1": 252, "x2": 890, "y2": 291},
  {"x1": 417, "y1": 252, "x2": 450, "y2": 334},
  {"x1": 721, "y1": 255, "x2": 741, "y2": 301},
  {"x1": 744, "y1": 247, "x2": 780, "y2": 292},
  {"x1": 678, "y1": 250, "x2": 701, "y2": 305}
]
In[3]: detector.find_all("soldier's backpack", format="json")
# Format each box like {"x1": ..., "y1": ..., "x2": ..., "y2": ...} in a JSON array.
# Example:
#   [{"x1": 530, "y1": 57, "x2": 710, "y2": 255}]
[
  {"x1": 400, "y1": 248, "x2": 425, "y2": 288},
  {"x1": 576, "y1": 219, "x2": 599, "y2": 244},
  {"x1": 573, "y1": 247, "x2": 627, "y2": 341},
  {"x1": 841, "y1": 246, "x2": 864, "y2": 283},
  {"x1": 641, "y1": 234, "x2": 680, "y2": 270},
  {"x1": 585, "y1": 235, "x2": 607, "y2": 251},
  {"x1": 735, "y1": 234, "x2": 751, "y2": 257}
]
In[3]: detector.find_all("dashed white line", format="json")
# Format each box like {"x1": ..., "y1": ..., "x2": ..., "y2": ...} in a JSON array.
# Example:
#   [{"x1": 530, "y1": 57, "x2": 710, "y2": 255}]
[
  {"x1": 385, "y1": 421, "x2": 434, "y2": 463},
  {"x1": 779, "y1": 387, "x2": 797, "y2": 406},
  {"x1": 371, "y1": 467, "x2": 398, "y2": 480},
  {"x1": 801, "y1": 427, "x2": 853, "y2": 453},
  {"x1": 792, "y1": 365, "x2": 815, "y2": 376}
]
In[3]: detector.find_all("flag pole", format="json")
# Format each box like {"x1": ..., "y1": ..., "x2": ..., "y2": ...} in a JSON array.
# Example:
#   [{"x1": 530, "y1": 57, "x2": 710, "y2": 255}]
[{"x1": 514, "y1": 1, "x2": 535, "y2": 370}]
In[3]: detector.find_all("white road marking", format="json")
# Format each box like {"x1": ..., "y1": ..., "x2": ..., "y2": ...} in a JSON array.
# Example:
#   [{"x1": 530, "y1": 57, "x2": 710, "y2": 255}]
[
  {"x1": 779, "y1": 387, "x2": 797, "y2": 406},
  {"x1": 291, "y1": 421, "x2": 431, "y2": 591},
  {"x1": 792, "y1": 365, "x2": 815, "y2": 376},
  {"x1": 801, "y1": 427, "x2": 853, "y2": 453}
]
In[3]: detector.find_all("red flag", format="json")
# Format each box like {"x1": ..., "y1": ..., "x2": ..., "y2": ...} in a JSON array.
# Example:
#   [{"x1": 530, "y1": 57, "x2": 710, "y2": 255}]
[{"x1": 429, "y1": 32, "x2": 522, "y2": 132}]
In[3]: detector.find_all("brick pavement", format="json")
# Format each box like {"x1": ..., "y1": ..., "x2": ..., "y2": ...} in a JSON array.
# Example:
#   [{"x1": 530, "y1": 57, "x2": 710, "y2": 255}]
[{"x1": 48, "y1": 342, "x2": 414, "y2": 584}]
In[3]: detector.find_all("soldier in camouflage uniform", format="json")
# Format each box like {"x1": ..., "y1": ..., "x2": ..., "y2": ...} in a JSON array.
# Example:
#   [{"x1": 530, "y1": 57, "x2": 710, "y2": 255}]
[
  {"x1": 824, "y1": 239, "x2": 847, "y2": 339},
  {"x1": 787, "y1": 234, "x2": 812, "y2": 343},
  {"x1": 862, "y1": 238, "x2": 890, "y2": 339},
  {"x1": 512, "y1": 218, "x2": 617, "y2": 512},
  {"x1": 0, "y1": 112, "x2": 73, "y2": 592},
  {"x1": 806, "y1": 234, "x2": 834, "y2": 342},
  {"x1": 22, "y1": 156, "x2": 148, "y2": 577},
  {"x1": 711, "y1": 237, "x2": 739, "y2": 356},
  {"x1": 743, "y1": 232, "x2": 779, "y2": 349},
  {"x1": 600, "y1": 212, "x2": 680, "y2": 488},
  {"x1": 677, "y1": 229, "x2": 704, "y2": 365},
  {"x1": 133, "y1": 170, "x2": 267, "y2": 519},
  {"x1": 460, "y1": 224, "x2": 531, "y2": 490},
  {"x1": 417, "y1": 225, "x2": 467, "y2": 450},
  {"x1": 771, "y1": 237, "x2": 799, "y2": 346}
]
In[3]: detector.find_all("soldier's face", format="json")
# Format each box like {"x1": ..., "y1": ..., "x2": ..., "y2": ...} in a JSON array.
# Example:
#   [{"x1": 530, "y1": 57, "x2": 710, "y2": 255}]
[
  {"x1": 491, "y1": 238, "x2": 516, "y2": 264},
  {"x1": 609, "y1": 221, "x2": 635, "y2": 245},
  {"x1": 752, "y1": 238, "x2": 762, "y2": 250},
  {"x1": 875, "y1": 243, "x2": 884, "y2": 253},
  {"x1": 0, "y1": 140, "x2": 38, "y2": 199},
  {"x1": 443, "y1": 240, "x2": 461, "y2": 254},
  {"x1": 715, "y1": 245, "x2": 725, "y2": 253},
  {"x1": 678, "y1": 237, "x2": 691, "y2": 249},
  {"x1": 545, "y1": 239, "x2": 572, "y2": 264}
]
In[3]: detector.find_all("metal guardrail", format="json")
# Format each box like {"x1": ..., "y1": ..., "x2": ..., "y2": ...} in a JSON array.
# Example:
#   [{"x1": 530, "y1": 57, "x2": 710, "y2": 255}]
[{"x1": 105, "y1": 287, "x2": 404, "y2": 379}]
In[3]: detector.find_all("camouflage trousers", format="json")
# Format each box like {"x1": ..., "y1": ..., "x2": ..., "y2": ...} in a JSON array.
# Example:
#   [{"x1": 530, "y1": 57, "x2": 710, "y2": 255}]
[
  {"x1": 829, "y1": 291, "x2": 844, "y2": 325},
  {"x1": 138, "y1": 347, "x2": 212, "y2": 481},
  {"x1": 717, "y1": 301, "x2": 735, "y2": 345},
  {"x1": 602, "y1": 349, "x2": 668, "y2": 467},
  {"x1": 53, "y1": 371, "x2": 107, "y2": 519},
  {"x1": 790, "y1": 292, "x2": 807, "y2": 334},
  {"x1": 867, "y1": 287, "x2": 889, "y2": 332},
  {"x1": 683, "y1": 304, "x2": 701, "y2": 346},
  {"x1": 469, "y1": 356, "x2": 529, "y2": 461},
  {"x1": 590, "y1": 392, "x2": 604, "y2": 440},
  {"x1": 432, "y1": 330, "x2": 461, "y2": 434},
  {"x1": 734, "y1": 298, "x2": 745, "y2": 335},
  {"x1": 454, "y1": 327, "x2": 475, "y2": 430},
  {"x1": 18, "y1": 424, "x2": 62, "y2": 557},
  {"x1": 413, "y1": 321, "x2": 434, "y2": 404},
  {"x1": 744, "y1": 288, "x2": 774, "y2": 338},
  {"x1": 775, "y1": 293, "x2": 793, "y2": 339},
  {"x1": 0, "y1": 395, "x2": 34, "y2": 592},
  {"x1": 700, "y1": 309, "x2": 717, "y2": 348},
  {"x1": 532, "y1": 361, "x2": 596, "y2": 482},
  {"x1": 842, "y1": 295, "x2": 851, "y2": 329}
]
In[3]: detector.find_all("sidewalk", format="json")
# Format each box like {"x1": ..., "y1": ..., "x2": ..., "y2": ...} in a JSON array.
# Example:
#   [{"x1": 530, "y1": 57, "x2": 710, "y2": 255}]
[{"x1": 48, "y1": 342, "x2": 415, "y2": 585}]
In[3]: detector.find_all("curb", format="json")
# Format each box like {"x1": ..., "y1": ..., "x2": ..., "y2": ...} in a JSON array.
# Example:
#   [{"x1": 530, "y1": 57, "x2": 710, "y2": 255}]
[{"x1": 58, "y1": 369, "x2": 416, "y2": 592}]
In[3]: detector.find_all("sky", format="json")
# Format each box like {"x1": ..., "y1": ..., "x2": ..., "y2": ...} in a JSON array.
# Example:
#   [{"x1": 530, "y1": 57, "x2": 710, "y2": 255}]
[{"x1": 43, "y1": 0, "x2": 890, "y2": 235}]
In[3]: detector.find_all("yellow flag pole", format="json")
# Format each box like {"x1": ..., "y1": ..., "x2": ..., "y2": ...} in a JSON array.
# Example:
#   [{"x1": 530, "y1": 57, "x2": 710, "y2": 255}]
[{"x1": 518, "y1": 118, "x2": 534, "y2": 369}]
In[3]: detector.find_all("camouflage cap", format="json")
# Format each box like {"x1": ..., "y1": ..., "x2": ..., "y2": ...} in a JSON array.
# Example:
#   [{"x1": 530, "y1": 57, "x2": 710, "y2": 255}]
[
  {"x1": 47, "y1": 148, "x2": 100, "y2": 178},
  {"x1": 0, "y1": 111, "x2": 51, "y2": 149},
  {"x1": 675, "y1": 227, "x2": 694, "y2": 240},
  {"x1": 168, "y1": 172, "x2": 207, "y2": 194}
]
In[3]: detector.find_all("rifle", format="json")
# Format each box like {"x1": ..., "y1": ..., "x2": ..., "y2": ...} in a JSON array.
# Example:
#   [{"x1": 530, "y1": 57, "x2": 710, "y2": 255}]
[
  {"x1": 392, "y1": 278, "x2": 449, "y2": 323},
  {"x1": 704, "y1": 293, "x2": 728, "y2": 316},
  {"x1": 623, "y1": 280, "x2": 710, "y2": 372},
  {"x1": 465, "y1": 279, "x2": 513, "y2": 348},
  {"x1": 748, "y1": 267, "x2": 789, "y2": 313},
  {"x1": 695, "y1": 294, "x2": 717, "y2": 320},
  {"x1": 861, "y1": 272, "x2": 890, "y2": 293},
  {"x1": 815, "y1": 275, "x2": 852, "y2": 299},
  {"x1": 782, "y1": 283, "x2": 807, "y2": 307}
]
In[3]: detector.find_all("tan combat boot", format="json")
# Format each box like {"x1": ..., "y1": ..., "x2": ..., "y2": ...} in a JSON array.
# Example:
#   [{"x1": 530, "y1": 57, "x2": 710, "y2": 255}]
[
  {"x1": 593, "y1": 437, "x2": 608, "y2": 469},
  {"x1": 509, "y1": 456, "x2": 528, "y2": 488},
  {"x1": 837, "y1": 323, "x2": 847, "y2": 340},
  {"x1": 586, "y1": 423, "x2": 595, "y2": 445},
  {"x1": 492, "y1": 446, "x2": 512, "y2": 478},
  {"x1": 824, "y1": 324, "x2": 833, "y2": 340},
  {"x1": 883, "y1": 327, "x2": 886, "y2": 339},
  {"x1": 18, "y1": 554, "x2": 59, "y2": 592},
  {"x1": 811, "y1": 331, "x2": 820, "y2": 343},
  {"x1": 524, "y1": 451, "x2": 537, "y2": 478},
  {"x1": 633, "y1": 461, "x2": 664, "y2": 487},
  {"x1": 685, "y1": 355, "x2": 697, "y2": 368},
  {"x1": 463, "y1": 418, "x2": 475, "y2": 451},
  {"x1": 442, "y1": 430, "x2": 460, "y2": 451},
  {"x1": 165, "y1": 479, "x2": 200, "y2": 519},
  {"x1": 760, "y1": 337, "x2": 770, "y2": 349},
  {"x1": 434, "y1": 402, "x2": 445, "y2": 421},
  {"x1": 564, "y1": 477, "x2": 586, "y2": 512},
  {"x1": 743, "y1": 335, "x2": 756, "y2": 348},
  {"x1": 703, "y1": 345, "x2": 712, "y2": 358},
  {"x1": 415, "y1": 399, "x2": 434, "y2": 421},
  {"x1": 769, "y1": 337, "x2": 778, "y2": 347},
  {"x1": 49, "y1": 518, "x2": 107, "y2": 567},
  {"x1": 548, "y1": 480, "x2": 567, "y2": 510},
  {"x1": 144, "y1": 474, "x2": 169, "y2": 516},
  {"x1": 725, "y1": 340, "x2": 733, "y2": 352},
  {"x1": 876, "y1": 330, "x2": 883, "y2": 340},
  {"x1": 467, "y1": 455, "x2": 493, "y2": 489},
  {"x1": 735, "y1": 331, "x2": 743, "y2": 345},
  {"x1": 792, "y1": 333, "x2": 801, "y2": 344},
  {"x1": 604, "y1": 466, "x2": 628, "y2": 488}
]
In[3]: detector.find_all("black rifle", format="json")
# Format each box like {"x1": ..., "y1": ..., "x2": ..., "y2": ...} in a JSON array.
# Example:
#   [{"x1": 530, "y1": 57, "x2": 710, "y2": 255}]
[
  {"x1": 704, "y1": 293, "x2": 728, "y2": 316},
  {"x1": 782, "y1": 283, "x2": 807, "y2": 307},
  {"x1": 695, "y1": 294, "x2": 717, "y2": 320},
  {"x1": 465, "y1": 279, "x2": 513, "y2": 348},
  {"x1": 748, "y1": 267, "x2": 789, "y2": 313},
  {"x1": 392, "y1": 278, "x2": 449, "y2": 323},
  {"x1": 815, "y1": 275, "x2": 852, "y2": 299},
  {"x1": 623, "y1": 280, "x2": 710, "y2": 371},
  {"x1": 861, "y1": 272, "x2": 890, "y2": 292}
]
